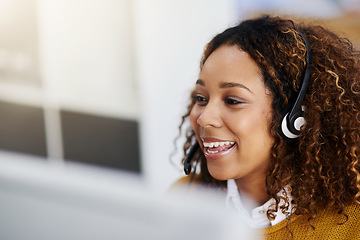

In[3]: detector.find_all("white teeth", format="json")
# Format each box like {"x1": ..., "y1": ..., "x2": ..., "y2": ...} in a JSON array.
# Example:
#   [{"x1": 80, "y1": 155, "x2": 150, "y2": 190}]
[
  {"x1": 203, "y1": 141, "x2": 235, "y2": 148},
  {"x1": 208, "y1": 150, "x2": 219, "y2": 154}
]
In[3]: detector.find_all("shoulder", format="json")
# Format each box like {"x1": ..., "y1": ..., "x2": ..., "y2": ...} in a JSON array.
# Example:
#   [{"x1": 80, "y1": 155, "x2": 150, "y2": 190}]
[
  {"x1": 173, "y1": 174, "x2": 202, "y2": 186},
  {"x1": 313, "y1": 202, "x2": 360, "y2": 239},
  {"x1": 344, "y1": 201, "x2": 360, "y2": 213},
  {"x1": 342, "y1": 202, "x2": 360, "y2": 225},
  {"x1": 169, "y1": 174, "x2": 203, "y2": 191},
  {"x1": 263, "y1": 202, "x2": 360, "y2": 239}
]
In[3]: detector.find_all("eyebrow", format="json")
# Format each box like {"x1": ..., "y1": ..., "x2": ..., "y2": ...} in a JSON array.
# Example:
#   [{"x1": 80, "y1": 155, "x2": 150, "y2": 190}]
[
  {"x1": 196, "y1": 79, "x2": 254, "y2": 94},
  {"x1": 196, "y1": 79, "x2": 205, "y2": 86}
]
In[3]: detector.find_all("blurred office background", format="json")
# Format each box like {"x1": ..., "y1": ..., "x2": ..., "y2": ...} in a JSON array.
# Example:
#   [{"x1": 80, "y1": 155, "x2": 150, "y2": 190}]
[{"x1": 0, "y1": 0, "x2": 359, "y2": 193}]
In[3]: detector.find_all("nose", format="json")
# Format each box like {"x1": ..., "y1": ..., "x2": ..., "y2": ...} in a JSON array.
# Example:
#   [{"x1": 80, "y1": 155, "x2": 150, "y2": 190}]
[{"x1": 196, "y1": 103, "x2": 223, "y2": 128}]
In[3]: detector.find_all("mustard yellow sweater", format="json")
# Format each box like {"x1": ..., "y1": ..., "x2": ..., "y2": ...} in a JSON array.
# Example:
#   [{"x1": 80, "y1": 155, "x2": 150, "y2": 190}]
[
  {"x1": 262, "y1": 202, "x2": 360, "y2": 239},
  {"x1": 174, "y1": 176, "x2": 360, "y2": 239}
]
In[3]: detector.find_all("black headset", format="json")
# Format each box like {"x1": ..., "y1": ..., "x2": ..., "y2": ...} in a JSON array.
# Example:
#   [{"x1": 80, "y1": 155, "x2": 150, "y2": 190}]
[
  {"x1": 279, "y1": 32, "x2": 312, "y2": 141},
  {"x1": 184, "y1": 141, "x2": 199, "y2": 175},
  {"x1": 184, "y1": 32, "x2": 312, "y2": 175}
]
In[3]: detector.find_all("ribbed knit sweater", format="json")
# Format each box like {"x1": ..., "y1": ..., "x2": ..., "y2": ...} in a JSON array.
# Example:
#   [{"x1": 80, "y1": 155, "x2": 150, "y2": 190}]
[{"x1": 262, "y1": 202, "x2": 360, "y2": 239}]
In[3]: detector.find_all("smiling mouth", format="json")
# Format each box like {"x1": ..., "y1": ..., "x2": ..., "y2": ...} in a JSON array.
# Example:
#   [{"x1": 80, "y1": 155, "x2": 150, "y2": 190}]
[{"x1": 203, "y1": 141, "x2": 236, "y2": 155}]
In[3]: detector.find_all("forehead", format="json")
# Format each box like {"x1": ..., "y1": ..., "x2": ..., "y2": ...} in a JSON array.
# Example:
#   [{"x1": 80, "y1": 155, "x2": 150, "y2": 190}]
[
  {"x1": 199, "y1": 45, "x2": 265, "y2": 93},
  {"x1": 201, "y1": 45, "x2": 261, "y2": 77}
]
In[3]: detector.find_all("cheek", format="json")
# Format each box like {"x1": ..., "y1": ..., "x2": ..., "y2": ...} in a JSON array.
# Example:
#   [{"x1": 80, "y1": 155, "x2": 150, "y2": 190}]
[
  {"x1": 230, "y1": 110, "x2": 272, "y2": 138},
  {"x1": 189, "y1": 107, "x2": 199, "y2": 131}
]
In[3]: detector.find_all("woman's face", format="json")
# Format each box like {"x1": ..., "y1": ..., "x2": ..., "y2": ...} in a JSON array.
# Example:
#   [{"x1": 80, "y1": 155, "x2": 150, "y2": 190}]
[{"x1": 190, "y1": 44, "x2": 274, "y2": 182}]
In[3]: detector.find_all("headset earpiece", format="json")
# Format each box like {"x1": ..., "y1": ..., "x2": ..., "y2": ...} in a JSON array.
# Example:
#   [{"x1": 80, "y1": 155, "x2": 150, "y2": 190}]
[
  {"x1": 281, "y1": 109, "x2": 305, "y2": 140},
  {"x1": 279, "y1": 32, "x2": 312, "y2": 141}
]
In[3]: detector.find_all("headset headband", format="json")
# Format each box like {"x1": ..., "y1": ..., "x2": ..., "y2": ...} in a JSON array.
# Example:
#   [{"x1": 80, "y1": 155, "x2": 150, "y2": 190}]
[{"x1": 280, "y1": 32, "x2": 312, "y2": 140}]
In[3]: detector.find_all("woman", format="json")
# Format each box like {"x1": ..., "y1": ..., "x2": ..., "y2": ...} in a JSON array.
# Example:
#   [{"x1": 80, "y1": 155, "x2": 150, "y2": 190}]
[{"x1": 177, "y1": 15, "x2": 360, "y2": 239}]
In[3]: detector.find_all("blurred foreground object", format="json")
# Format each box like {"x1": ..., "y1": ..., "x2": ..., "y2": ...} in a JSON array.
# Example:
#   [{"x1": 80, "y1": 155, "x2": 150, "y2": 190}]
[{"x1": 0, "y1": 155, "x2": 256, "y2": 240}]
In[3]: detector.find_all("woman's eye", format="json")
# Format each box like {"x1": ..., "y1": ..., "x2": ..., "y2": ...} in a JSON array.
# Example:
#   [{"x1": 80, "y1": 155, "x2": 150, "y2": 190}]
[
  {"x1": 192, "y1": 95, "x2": 208, "y2": 106},
  {"x1": 224, "y1": 98, "x2": 243, "y2": 105}
]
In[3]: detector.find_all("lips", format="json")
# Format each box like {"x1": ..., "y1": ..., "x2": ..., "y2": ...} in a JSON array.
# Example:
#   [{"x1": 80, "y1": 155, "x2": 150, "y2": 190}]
[{"x1": 202, "y1": 140, "x2": 236, "y2": 159}]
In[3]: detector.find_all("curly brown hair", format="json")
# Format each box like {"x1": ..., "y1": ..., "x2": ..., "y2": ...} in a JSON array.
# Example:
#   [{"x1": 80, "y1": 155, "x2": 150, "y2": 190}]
[{"x1": 179, "y1": 15, "x2": 360, "y2": 223}]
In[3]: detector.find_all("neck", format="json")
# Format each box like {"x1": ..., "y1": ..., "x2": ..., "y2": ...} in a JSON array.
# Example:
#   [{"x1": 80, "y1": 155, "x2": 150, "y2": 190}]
[{"x1": 235, "y1": 176, "x2": 269, "y2": 206}]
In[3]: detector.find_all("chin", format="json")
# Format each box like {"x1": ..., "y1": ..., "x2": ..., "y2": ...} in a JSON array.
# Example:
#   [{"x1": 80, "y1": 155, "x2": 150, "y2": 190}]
[{"x1": 208, "y1": 167, "x2": 232, "y2": 181}]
